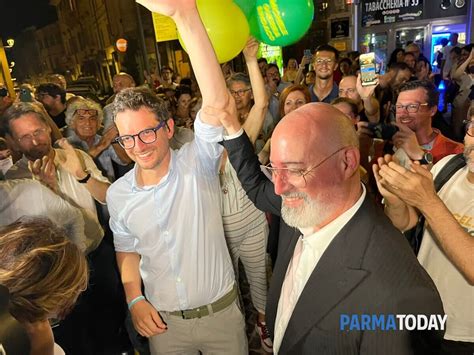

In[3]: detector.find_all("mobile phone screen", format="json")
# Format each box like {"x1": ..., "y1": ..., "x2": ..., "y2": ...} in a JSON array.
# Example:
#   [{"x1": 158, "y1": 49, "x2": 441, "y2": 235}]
[
  {"x1": 359, "y1": 53, "x2": 377, "y2": 87},
  {"x1": 304, "y1": 49, "x2": 312, "y2": 58}
]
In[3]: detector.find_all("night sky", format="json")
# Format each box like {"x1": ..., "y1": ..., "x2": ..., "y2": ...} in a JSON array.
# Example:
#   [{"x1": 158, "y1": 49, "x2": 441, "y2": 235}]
[{"x1": 0, "y1": 0, "x2": 57, "y2": 39}]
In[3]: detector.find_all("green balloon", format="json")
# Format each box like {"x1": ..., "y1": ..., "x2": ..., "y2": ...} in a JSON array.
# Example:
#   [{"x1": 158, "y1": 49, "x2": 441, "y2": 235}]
[
  {"x1": 233, "y1": 0, "x2": 257, "y2": 17},
  {"x1": 249, "y1": 0, "x2": 314, "y2": 47}
]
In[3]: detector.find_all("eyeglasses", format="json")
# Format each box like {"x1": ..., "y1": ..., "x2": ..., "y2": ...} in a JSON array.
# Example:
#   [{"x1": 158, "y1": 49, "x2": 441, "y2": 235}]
[
  {"x1": 230, "y1": 88, "x2": 251, "y2": 97},
  {"x1": 463, "y1": 120, "x2": 474, "y2": 137},
  {"x1": 395, "y1": 103, "x2": 429, "y2": 113},
  {"x1": 260, "y1": 147, "x2": 347, "y2": 187},
  {"x1": 17, "y1": 128, "x2": 48, "y2": 144},
  {"x1": 314, "y1": 58, "x2": 334, "y2": 66},
  {"x1": 115, "y1": 121, "x2": 167, "y2": 149},
  {"x1": 75, "y1": 109, "x2": 98, "y2": 116},
  {"x1": 339, "y1": 88, "x2": 357, "y2": 96}
]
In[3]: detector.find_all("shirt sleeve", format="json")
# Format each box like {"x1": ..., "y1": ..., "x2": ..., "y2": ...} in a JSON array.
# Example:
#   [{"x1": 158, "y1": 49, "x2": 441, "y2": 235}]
[
  {"x1": 106, "y1": 186, "x2": 136, "y2": 252},
  {"x1": 38, "y1": 183, "x2": 87, "y2": 252},
  {"x1": 184, "y1": 110, "x2": 224, "y2": 176}
]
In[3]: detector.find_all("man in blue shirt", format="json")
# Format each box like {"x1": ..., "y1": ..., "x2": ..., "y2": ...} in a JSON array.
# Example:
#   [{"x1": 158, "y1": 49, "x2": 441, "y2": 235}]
[
  {"x1": 106, "y1": 0, "x2": 246, "y2": 354},
  {"x1": 309, "y1": 44, "x2": 339, "y2": 103}
]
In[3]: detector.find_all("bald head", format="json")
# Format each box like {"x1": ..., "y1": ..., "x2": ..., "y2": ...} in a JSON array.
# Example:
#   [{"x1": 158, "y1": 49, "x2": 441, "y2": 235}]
[
  {"x1": 273, "y1": 103, "x2": 359, "y2": 158},
  {"x1": 270, "y1": 103, "x2": 362, "y2": 230},
  {"x1": 338, "y1": 75, "x2": 361, "y2": 104},
  {"x1": 113, "y1": 73, "x2": 136, "y2": 94}
]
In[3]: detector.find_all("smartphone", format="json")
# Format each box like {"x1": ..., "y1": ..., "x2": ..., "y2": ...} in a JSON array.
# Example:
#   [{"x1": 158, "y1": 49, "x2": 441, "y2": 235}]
[
  {"x1": 19, "y1": 88, "x2": 33, "y2": 102},
  {"x1": 304, "y1": 49, "x2": 312, "y2": 59},
  {"x1": 359, "y1": 52, "x2": 377, "y2": 87}
]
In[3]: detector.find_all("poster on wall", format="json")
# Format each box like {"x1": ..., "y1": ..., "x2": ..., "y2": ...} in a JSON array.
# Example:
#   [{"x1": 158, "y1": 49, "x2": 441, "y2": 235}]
[
  {"x1": 152, "y1": 13, "x2": 178, "y2": 42},
  {"x1": 331, "y1": 18, "x2": 350, "y2": 39},
  {"x1": 361, "y1": 0, "x2": 424, "y2": 27}
]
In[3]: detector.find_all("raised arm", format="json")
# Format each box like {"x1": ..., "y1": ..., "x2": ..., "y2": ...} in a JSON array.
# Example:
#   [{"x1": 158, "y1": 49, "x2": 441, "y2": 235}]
[
  {"x1": 293, "y1": 55, "x2": 311, "y2": 86},
  {"x1": 209, "y1": 101, "x2": 281, "y2": 215},
  {"x1": 452, "y1": 48, "x2": 473, "y2": 81},
  {"x1": 356, "y1": 74, "x2": 380, "y2": 123},
  {"x1": 241, "y1": 37, "x2": 269, "y2": 144},
  {"x1": 137, "y1": 0, "x2": 230, "y2": 126}
]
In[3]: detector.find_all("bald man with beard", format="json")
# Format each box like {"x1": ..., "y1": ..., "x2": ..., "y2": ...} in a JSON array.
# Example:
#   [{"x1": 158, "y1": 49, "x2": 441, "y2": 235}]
[{"x1": 219, "y1": 102, "x2": 444, "y2": 354}]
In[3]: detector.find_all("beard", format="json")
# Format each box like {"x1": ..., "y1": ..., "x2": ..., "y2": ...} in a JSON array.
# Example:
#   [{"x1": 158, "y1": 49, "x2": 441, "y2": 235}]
[
  {"x1": 24, "y1": 144, "x2": 51, "y2": 161},
  {"x1": 464, "y1": 144, "x2": 474, "y2": 173},
  {"x1": 281, "y1": 192, "x2": 333, "y2": 229}
]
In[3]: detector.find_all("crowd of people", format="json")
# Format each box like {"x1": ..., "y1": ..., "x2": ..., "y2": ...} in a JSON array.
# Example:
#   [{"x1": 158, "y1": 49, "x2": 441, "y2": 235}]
[{"x1": 0, "y1": 0, "x2": 473, "y2": 354}]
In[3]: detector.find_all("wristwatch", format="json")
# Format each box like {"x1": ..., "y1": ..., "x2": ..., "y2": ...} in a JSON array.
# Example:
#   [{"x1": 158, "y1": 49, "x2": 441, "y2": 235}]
[
  {"x1": 77, "y1": 171, "x2": 91, "y2": 184},
  {"x1": 417, "y1": 152, "x2": 433, "y2": 165}
]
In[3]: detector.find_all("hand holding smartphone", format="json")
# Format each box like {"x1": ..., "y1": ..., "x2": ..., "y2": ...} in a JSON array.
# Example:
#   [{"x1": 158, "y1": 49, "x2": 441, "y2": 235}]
[{"x1": 359, "y1": 52, "x2": 377, "y2": 87}]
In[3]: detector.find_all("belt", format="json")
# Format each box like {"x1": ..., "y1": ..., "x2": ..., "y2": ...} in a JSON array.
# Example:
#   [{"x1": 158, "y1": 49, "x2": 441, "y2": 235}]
[{"x1": 168, "y1": 285, "x2": 237, "y2": 319}]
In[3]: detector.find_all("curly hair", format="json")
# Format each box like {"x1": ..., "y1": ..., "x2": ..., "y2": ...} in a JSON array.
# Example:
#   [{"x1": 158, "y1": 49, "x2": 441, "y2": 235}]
[
  {"x1": 112, "y1": 87, "x2": 170, "y2": 123},
  {"x1": 0, "y1": 217, "x2": 88, "y2": 323},
  {"x1": 65, "y1": 97, "x2": 103, "y2": 127}
]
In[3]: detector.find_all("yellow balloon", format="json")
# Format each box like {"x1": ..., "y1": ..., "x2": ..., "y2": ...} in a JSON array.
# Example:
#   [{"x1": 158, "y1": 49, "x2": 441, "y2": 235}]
[{"x1": 179, "y1": 0, "x2": 250, "y2": 63}]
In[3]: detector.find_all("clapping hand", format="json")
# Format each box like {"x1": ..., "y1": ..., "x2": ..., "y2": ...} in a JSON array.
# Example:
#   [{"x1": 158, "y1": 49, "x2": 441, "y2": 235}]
[{"x1": 56, "y1": 138, "x2": 88, "y2": 179}]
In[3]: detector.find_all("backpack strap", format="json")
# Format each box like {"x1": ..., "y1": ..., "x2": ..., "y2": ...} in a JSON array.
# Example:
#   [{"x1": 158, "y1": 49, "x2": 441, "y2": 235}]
[{"x1": 406, "y1": 153, "x2": 466, "y2": 254}]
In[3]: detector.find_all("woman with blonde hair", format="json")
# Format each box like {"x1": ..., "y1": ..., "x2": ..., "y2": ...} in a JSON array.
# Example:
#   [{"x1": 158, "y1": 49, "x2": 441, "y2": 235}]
[{"x1": 0, "y1": 217, "x2": 88, "y2": 355}]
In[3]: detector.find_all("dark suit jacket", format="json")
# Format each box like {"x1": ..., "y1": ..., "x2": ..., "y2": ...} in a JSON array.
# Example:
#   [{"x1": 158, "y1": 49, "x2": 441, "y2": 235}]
[{"x1": 223, "y1": 132, "x2": 444, "y2": 354}]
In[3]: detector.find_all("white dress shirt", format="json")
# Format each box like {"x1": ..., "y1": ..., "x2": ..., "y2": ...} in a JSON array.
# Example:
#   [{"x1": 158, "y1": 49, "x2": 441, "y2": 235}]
[
  {"x1": 107, "y1": 113, "x2": 235, "y2": 311},
  {"x1": 5, "y1": 148, "x2": 109, "y2": 253},
  {"x1": 273, "y1": 185, "x2": 366, "y2": 353},
  {"x1": 0, "y1": 179, "x2": 87, "y2": 251}
]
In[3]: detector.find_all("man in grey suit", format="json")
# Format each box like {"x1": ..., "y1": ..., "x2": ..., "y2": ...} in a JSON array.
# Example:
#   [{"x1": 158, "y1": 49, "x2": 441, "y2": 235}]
[{"x1": 219, "y1": 102, "x2": 444, "y2": 354}]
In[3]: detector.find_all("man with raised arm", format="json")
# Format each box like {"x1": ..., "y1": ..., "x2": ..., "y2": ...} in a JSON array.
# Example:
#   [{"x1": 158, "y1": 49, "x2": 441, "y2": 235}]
[
  {"x1": 214, "y1": 101, "x2": 444, "y2": 354},
  {"x1": 106, "y1": 1, "x2": 246, "y2": 354}
]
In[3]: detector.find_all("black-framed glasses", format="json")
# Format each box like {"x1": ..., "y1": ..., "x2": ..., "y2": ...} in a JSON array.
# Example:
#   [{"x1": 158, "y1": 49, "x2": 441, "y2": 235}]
[
  {"x1": 395, "y1": 103, "x2": 429, "y2": 113},
  {"x1": 463, "y1": 120, "x2": 474, "y2": 137},
  {"x1": 230, "y1": 88, "x2": 251, "y2": 97},
  {"x1": 17, "y1": 128, "x2": 48, "y2": 144},
  {"x1": 115, "y1": 121, "x2": 167, "y2": 149},
  {"x1": 260, "y1": 146, "x2": 347, "y2": 187}
]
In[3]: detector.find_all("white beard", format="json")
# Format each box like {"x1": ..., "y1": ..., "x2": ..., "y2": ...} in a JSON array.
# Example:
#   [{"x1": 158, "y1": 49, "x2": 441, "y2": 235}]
[{"x1": 281, "y1": 192, "x2": 333, "y2": 229}]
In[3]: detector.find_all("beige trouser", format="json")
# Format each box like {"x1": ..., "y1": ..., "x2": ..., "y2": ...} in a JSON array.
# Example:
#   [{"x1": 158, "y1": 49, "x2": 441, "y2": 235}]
[{"x1": 149, "y1": 300, "x2": 248, "y2": 355}]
